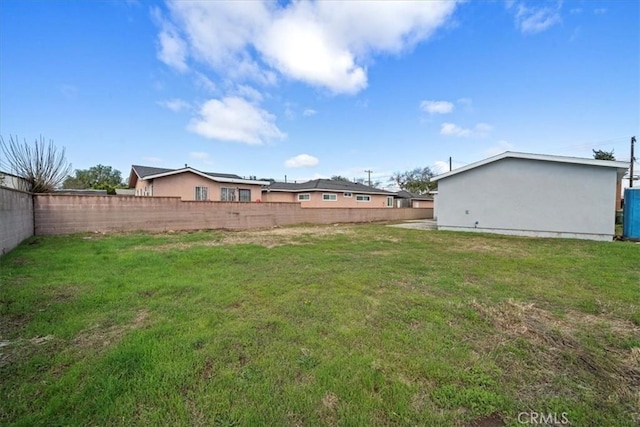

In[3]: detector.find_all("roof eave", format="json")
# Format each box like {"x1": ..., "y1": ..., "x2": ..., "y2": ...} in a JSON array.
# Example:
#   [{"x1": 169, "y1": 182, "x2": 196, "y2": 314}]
[
  {"x1": 142, "y1": 167, "x2": 269, "y2": 185},
  {"x1": 432, "y1": 151, "x2": 631, "y2": 182},
  {"x1": 264, "y1": 187, "x2": 392, "y2": 195}
]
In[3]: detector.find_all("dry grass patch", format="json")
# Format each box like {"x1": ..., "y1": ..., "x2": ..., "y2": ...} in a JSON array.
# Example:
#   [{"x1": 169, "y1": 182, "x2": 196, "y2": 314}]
[
  {"x1": 318, "y1": 391, "x2": 340, "y2": 426},
  {"x1": 0, "y1": 334, "x2": 55, "y2": 369},
  {"x1": 471, "y1": 299, "x2": 640, "y2": 409},
  {"x1": 444, "y1": 238, "x2": 533, "y2": 258},
  {"x1": 138, "y1": 225, "x2": 356, "y2": 251},
  {"x1": 73, "y1": 308, "x2": 150, "y2": 351}
]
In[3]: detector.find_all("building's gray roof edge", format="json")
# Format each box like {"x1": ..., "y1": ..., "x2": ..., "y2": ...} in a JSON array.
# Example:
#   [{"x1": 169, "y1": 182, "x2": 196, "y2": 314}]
[{"x1": 432, "y1": 151, "x2": 630, "y2": 182}]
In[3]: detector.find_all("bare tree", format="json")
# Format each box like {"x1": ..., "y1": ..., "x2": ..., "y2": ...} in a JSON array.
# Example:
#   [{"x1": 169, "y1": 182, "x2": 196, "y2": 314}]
[{"x1": 0, "y1": 135, "x2": 72, "y2": 193}]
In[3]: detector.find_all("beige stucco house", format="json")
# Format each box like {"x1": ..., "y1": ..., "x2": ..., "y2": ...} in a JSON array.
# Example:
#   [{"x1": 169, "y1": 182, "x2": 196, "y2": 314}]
[
  {"x1": 262, "y1": 179, "x2": 396, "y2": 208},
  {"x1": 128, "y1": 165, "x2": 270, "y2": 202}
]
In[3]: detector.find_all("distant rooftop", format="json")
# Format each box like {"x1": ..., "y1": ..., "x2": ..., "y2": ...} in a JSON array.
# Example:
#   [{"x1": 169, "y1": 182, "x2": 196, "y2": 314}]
[{"x1": 266, "y1": 179, "x2": 394, "y2": 194}]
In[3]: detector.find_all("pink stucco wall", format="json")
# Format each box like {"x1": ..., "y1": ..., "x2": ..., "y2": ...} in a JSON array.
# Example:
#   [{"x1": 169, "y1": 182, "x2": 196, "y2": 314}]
[{"x1": 33, "y1": 194, "x2": 433, "y2": 235}]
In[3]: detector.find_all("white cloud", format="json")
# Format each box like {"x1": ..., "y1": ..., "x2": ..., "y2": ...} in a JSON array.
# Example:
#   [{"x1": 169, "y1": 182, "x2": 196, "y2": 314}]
[
  {"x1": 474, "y1": 123, "x2": 493, "y2": 134},
  {"x1": 285, "y1": 154, "x2": 319, "y2": 168},
  {"x1": 303, "y1": 108, "x2": 317, "y2": 117},
  {"x1": 187, "y1": 96, "x2": 286, "y2": 145},
  {"x1": 153, "y1": 8, "x2": 189, "y2": 72},
  {"x1": 457, "y1": 97, "x2": 472, "y2": 107},
  {"x1": 514, "y1": 2, "x2": 562, "y2": 34},
  {"x1": 158, "y1": 98, "x2": 190, "y2": 112},
  {"x1": 440, "y1": 123, "x2": 471, "y2": 137},
  {"x1": 440, "y1": 122, "x2": 493, "y2": 137},
  {"x1": 235, "y1": 85, "x2": 263, "y2": 103},
  {"x1": 189, "y1": 151, "x2": 209, "y2": 160},
  {"x1": 420, "y1": 100, "x2": 454, "y2": 114},
  {"x1": 485, "y1": 140, "x2": 514, "y2": 157},
  {"x1": 593, "y1": 8, "x2": 607, "y2": 15},
  {"x1": 158, "y1": 0, "x2": 460, "y2": 94},
  {"x1": 284, "y1": 102, "x2": 296, "y2": 120},
  {"x1": 257, "y1": 3, "x2": 367, "y2": 94},
  {"x1": 194, "y1": 72, "x2": 217, "y2": 93}
]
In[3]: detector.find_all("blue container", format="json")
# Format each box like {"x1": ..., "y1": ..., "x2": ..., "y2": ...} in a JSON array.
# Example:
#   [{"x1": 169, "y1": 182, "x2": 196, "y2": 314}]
[{"x1": 623, "y1": 188, "x2": 640, "y2": 240}]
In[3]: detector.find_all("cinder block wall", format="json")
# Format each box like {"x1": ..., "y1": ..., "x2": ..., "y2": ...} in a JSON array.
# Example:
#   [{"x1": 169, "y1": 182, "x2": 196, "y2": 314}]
[
  {"x1": 0, "y1": 187, "x2": 34, "y2": 254},
  {"x1": 34, "y1": 195, "x2": 433, "y2": 235}
]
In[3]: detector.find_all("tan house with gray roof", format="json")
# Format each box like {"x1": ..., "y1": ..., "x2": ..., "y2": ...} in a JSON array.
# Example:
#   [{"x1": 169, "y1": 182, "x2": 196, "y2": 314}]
[
  {"x1": 128, "y1": 165, "x2": 270, "y2": 202},
  {"x1": 262, "y1": 179, "x2": 396, "y2": 208}
]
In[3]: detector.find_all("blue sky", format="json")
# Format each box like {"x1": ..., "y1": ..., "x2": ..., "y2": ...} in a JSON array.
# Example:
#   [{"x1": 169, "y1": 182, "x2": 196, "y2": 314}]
[{"x1": 1, "y1": 0, "x2": 638, "y2": 188}]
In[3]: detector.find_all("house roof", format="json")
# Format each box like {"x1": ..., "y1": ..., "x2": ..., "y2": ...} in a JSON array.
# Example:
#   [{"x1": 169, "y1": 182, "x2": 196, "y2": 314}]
[
  {"x1": 129, "y1": 165, "x2": 270, "y2": 187},
  {"x1": 130, "y1": 165, "x2": 175, "y2": 179},
  {"x1": 395, "y1": 190, "x2": 433, "y2": 200},
  {"x1": 265, "y1": 179, "x2": 395, "y2": 195},
  {"x1": 431, "y1": 151, "x2": 630, "y2": 182}
]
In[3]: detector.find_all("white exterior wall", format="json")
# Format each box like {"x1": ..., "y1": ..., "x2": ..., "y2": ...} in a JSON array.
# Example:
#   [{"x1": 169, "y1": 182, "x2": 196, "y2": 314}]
[{"x1": 436, "y1": 158, "x2": 619, "y2": 241}]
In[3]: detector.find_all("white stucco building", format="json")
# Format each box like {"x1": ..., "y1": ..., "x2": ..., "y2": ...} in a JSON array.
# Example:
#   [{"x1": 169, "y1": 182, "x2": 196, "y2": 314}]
[{"x1": 431, "y1": 152, "x2": 629, "y2": 241}]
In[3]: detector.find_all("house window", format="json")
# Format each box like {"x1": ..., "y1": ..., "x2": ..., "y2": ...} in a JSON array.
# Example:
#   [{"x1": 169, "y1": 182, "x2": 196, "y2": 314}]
[
  {"x1": 356, "y1": 195, "x2": 371, "y2": 202},
  {"x1": 386, "y1": 196, "x2": 394, "y2": 207},
  {"x1": 195, "y1": 186, "x2": 208, "y2": 201},
  {"x1": 298, "y1": 193, "x2": 310, "y2": 201},
  {"x1": 221, "y1": 187, "x2": 236, "y2": 201},
  {"x1": 323, "y1": 193, "x2": 337, "y2": 201},
  {"x1": 344, "y1": 192, "x2": 352, "y2": 198},
  {"x1": 239, "y1": 189, "x2": 251, "y2": 202}
]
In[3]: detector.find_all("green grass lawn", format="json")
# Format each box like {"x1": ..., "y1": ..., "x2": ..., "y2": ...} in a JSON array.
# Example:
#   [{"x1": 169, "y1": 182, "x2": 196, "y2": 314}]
[{"x1": 1, "y1": 225, "x2": 638, "y2": 426}]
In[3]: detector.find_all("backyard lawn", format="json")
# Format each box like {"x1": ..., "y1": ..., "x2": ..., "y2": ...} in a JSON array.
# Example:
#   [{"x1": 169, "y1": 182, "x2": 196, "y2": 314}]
[{"x1": 0, "y1": 224, "x2": 638, "y2": 426}]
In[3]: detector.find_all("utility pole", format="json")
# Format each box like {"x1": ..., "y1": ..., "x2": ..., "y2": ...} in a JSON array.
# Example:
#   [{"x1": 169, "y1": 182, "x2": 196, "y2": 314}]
[
  {"x1": 449, "y1": 157, "x2": 452, "y2": 172},
  {"x1": 631, "y1": 136, "x2": 636, "y2": 188},
  {"x1": 364, "y1": 169, "x2": 372, "y2": 186}
]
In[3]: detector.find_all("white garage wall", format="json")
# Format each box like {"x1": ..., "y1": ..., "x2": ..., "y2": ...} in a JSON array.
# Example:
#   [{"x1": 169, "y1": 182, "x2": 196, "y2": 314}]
[{"x1": 436, "y1": 158, "x2": 618, "y2": 241}]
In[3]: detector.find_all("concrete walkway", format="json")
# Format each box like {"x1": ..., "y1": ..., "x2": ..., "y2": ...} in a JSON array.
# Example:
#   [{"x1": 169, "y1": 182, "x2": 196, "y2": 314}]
[{"x1": 386, "y1": 219, "x2": 437, "y2": 230}]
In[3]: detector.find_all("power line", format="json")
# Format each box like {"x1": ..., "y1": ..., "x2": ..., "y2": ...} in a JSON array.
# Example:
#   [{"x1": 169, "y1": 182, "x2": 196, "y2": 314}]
[{"x1": 554, "y1": 136, "x2": 630, "y2": 150}]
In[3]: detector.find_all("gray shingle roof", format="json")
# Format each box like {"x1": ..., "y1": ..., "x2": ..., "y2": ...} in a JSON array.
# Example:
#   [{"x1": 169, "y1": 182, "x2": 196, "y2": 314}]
[
  {"x1": 131, "y1": 165, "x2": 243, "y2": 180},
  {"x1": 131, "y1": 165, "x2": 175, "y2": 179},
  {"x1": 203, "y1": 171, "x2": 243, "y2": 179},
  {"x1": 267, "y1": 179, "x2": 394, "y2": 194}
]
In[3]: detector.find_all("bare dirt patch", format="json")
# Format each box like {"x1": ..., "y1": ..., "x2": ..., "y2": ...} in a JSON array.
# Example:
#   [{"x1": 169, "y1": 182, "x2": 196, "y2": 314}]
[{"x1": 467, "y1": 413, "x2": 504, "y2": 427}]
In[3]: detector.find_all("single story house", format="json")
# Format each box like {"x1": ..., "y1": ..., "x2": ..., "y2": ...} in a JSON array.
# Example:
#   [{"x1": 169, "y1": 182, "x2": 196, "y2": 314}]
[
  {"x1": 431, "y1": 151, "x2": 629, "y2": 241},
  {"x1": 394, "y1": 190, "x2": 434, "y2": 208},
  {"x1": 262, "y1": 179, "x2": 396, "y2": 208},
  {"x1": 128, "y1": 165, "x2": 270, "y2": 202}
]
